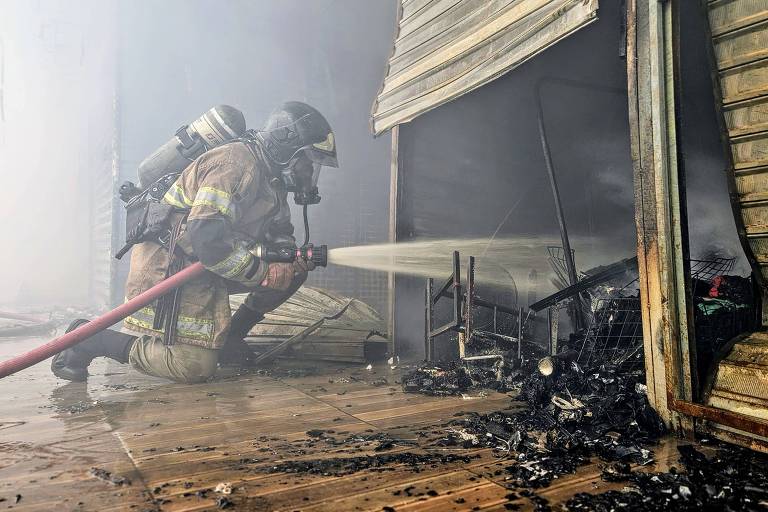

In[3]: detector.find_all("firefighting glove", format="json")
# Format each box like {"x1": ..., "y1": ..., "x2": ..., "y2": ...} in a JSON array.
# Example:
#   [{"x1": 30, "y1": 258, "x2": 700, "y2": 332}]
[
  {"x1": 260, "y1": 262, "x2": 295, "y2": 290},
  {"x1": 230, "y1": 258, "x2": 269, "y2": 289},
  {"x1": 293, "y1": 257, "x2": 315, "y2": 274}
]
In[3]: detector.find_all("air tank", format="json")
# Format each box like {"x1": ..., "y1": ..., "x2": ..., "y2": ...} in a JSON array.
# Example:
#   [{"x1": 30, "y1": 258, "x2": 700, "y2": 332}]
[{"x1": 137, "y1": 105, "x2": 246, "y2": 189}]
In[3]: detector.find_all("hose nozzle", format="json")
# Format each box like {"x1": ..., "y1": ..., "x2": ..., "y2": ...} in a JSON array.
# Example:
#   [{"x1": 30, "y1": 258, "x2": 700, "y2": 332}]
[
  {"x1": 299, "y1": 244, "x2": 327, "y2": 268},
  {"x1": 249, "y1": 243, "x2": 327, "y2": 268}
]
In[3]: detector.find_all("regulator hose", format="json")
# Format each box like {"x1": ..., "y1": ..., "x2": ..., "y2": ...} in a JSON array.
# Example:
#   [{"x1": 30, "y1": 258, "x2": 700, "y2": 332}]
[{"x1": 0, "y1": 262, "x2": 206, "y2": 380}]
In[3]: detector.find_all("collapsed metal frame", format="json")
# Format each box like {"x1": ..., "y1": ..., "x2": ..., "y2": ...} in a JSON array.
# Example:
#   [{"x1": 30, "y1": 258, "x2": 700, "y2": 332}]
[
  {"x1": 425, "y1": 251, "x2": 524, "y2": 363},
  {"x1": 537, "y1": 78, "x2": 627, "y2": 331},
  {"x1": 425, "y1": 251, "x2": 465, "y2": 360}
]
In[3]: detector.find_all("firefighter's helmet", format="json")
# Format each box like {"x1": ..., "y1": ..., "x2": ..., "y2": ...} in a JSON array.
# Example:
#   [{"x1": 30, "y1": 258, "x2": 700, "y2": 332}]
[{"x1": 257, "y1": 102, "x2": 338, "y2": 168}]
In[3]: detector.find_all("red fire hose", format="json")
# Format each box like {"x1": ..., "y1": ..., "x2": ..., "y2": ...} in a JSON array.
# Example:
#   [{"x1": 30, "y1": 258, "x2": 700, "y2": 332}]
[{"x1": 0, "y1": 262, "x2": 206, "y2": 379}]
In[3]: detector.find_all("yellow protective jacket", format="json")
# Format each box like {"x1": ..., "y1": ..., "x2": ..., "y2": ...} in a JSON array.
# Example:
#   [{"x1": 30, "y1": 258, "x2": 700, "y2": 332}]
[{"x1": 123, "y1": 141, "x2": 292, "y2": 349}]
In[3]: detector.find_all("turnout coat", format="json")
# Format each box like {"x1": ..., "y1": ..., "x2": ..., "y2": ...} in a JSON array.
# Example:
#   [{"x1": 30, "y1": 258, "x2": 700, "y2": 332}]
[{"x1": 123, "y1": 141, "x2": 292, "y2": 349}]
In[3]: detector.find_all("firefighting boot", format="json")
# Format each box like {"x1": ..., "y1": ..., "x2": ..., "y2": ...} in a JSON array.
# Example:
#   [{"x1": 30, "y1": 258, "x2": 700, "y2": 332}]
[
  {"x1": 51, "y1": 319, "x2": 136, "y2": 382},
  {"x1": 218, "y1": 305, "x2": 264, "y2": 366}
]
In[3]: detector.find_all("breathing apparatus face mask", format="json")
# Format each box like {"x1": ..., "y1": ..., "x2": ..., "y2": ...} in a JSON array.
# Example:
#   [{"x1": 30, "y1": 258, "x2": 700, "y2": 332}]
[
  {"x1": 275, "y1": 153, "x2": 322, "y2": 246},
  {"x1": 282, "y1": 153, "x2": 322, "y2": 205}
]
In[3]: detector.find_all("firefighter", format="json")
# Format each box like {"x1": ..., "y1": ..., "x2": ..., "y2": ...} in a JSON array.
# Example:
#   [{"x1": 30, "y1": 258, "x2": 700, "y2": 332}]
[{"x1": 51, "y1": 102, "x2": 338, "y2": 383}]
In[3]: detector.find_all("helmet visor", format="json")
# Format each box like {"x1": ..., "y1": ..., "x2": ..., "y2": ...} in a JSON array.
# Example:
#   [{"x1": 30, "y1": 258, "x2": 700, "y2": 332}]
[
  {"x1": 304, "y1": 146, "x2": 338, "y2": 167},
  {"x1": 306, "y1": 131, "x2": 338, "y2": 167}
]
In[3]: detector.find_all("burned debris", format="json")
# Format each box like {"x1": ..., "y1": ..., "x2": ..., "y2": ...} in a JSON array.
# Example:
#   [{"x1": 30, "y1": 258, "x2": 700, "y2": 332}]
[
  {"x1": 397, "y1": 250, "x2": 761, "y2": 507},
  {"x1": 434, "y1": 360, "x2": 664, "y2": 489},
  {"x1": 400, "y1": 355, "x2": 533, "y2": 396},
  {"x1": 401, "y1": 362, "x2": 471, "y2": 396},
  {"x1": 89, "y1": 467, "x2": 132, "y2": 486},
  {"x1": 261, "y1": 452, "x2": 476, "y2": 477},
  {"x1": 567, "y1": 443, "x2": 768, "y2": 511}
]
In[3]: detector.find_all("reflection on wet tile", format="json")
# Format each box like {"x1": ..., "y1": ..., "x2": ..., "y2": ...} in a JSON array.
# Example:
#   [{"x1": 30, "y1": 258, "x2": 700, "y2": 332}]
[{"x1": 0, "y1": 338, "x2": 712, "y2": 511}]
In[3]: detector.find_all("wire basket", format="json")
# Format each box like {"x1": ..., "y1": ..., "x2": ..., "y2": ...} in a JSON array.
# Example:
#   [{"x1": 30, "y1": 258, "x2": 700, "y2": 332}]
[
  {"x1": 689, "y1": 257, "x2": 735, "y2": 282},
  {"x1": 577, "y1": 296, "x2": 644, "y2": 372},
  {"x1": 574, "y1": 257, "x2": 737, "y2": 372}
]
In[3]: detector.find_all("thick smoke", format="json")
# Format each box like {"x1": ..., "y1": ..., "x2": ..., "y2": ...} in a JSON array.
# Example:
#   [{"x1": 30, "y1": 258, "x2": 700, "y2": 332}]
[
  {"x1": 0, "y1": 0, "x2": 116, "y2": 306},
  {"x1": 0, "y1": 0, "x2": 397, "y2": 309},
  {"x1": 0, "y1": 0, "x2": 748, "y2": 320}
]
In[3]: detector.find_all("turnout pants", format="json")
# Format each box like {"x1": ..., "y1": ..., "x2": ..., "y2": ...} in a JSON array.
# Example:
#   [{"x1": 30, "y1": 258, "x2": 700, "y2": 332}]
[{"x1": 128, "y1": 273, "x2": 307, "y2": 384}]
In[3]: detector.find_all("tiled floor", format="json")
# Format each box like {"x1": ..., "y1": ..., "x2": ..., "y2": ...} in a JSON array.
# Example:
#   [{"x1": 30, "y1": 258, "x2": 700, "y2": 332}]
[{"x1": 0, "y1": 336, "x2": 689, "y2": 511}]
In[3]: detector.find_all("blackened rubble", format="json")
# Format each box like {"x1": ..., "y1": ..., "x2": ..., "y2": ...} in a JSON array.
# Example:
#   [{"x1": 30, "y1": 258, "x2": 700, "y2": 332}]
[
  {"x1": 299, "y1": 430, "x2": 417, "y2": 451},
  {"x1": 401, "y1": 362, "x2": 473, "y2": 396},
  {"x1": 567, "y1": 443, "x2": 768, "y2": 511},
  {"x1": 89, "y1": 467, "x2": 132, "y2": 486},
  {"x1": 432, "y1": 362, "x2": 663, "y2": 488},
  {"x1": 398, "y1": 260, "x2": 762, "y2": 509},
  {"x1": 260, "y1": 452, "x2": 477, "y2": 476},
  {"x1": 400, "y1": 355, "x2": 535, "y2": 396}
]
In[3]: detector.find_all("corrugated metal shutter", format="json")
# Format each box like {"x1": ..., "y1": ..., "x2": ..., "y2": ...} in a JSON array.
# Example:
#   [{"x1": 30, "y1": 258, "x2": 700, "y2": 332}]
[
  {"x1": 706, "y1": 0, "x2": 768, "y2": 286},
  {"x1": 371, "y1": 0, "x2": 599, "y2": 135}
]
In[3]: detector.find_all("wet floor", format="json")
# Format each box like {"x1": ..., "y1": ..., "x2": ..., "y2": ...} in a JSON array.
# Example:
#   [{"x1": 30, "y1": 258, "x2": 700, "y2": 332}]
[{"x1": 0, "y1": 336, "x2": 704, "y2": 511}]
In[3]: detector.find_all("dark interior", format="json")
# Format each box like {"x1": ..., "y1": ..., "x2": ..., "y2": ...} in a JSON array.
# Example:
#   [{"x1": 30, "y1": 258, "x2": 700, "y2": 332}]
[
  {"x1": 393, "y1": 1, "x2": 749, "y2": 361},
  {"x1": 395, "y1": 1, "x2": 634, "y2": 357}
]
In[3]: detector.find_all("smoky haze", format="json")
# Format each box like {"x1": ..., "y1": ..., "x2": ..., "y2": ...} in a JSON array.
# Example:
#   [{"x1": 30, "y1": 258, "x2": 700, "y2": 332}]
[
  {"x1": 114, "y1": 0, "x2": 397, "y2": 312},
  {"x1": 0, "y1": 0, "x2": 117, "y2": 307},
  {"x1": 0, "y1": 0, "x2": 396, "y2": 310},
  {"x1": 0, "y1": 0, "x2": 748, "y2": 324}
]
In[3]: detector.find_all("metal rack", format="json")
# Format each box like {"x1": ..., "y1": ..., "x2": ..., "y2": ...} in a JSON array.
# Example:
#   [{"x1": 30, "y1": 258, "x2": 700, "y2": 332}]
[
  {"x1": 425, "y1": 251, "x2": 524, "y2": 362},
  {"x1": 573, "y1": 256, "x2": 738, "y2": 372},
  {"x1": 576, "y1": 295, "x2": 644, "y2": 372}
]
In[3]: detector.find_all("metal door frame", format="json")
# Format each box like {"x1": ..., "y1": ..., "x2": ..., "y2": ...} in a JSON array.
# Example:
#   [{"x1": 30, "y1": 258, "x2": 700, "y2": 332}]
[{"x1": 629, "y1": 0, "x2": 768, "y2": 445}]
